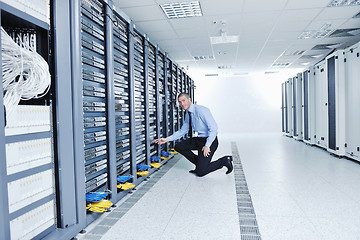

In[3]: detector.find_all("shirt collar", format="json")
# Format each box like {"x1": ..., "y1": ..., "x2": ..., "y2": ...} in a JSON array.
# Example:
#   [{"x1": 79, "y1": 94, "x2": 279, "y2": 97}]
[{"x1": 188, "y1": 103, "x2": 195, "y2": 113}]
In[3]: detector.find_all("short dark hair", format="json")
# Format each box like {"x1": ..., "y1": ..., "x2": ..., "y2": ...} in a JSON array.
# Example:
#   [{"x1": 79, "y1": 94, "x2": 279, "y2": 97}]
[{"x1": 178, "y1": 92, "x2": 190, "y2": 99}]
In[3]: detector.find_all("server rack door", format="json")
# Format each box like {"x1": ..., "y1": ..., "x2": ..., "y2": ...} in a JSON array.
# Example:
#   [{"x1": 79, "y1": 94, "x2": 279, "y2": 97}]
[
  {"x1": 327, "y1": 56, "x2": 336, "y2": 151},
  {"x1": 285, "y1": 81, "x2": 289, "y2": 133},
  {"x1": 293, "y1": 77, "x2": 297, "y2": 136},
  {"x1": 303, "y1": 71, "x2": 309, "y2": 140},
  {"x1": 281, "y1": 83, "x2": 285, "y2": 133},
  {"x1": 344, "y1": 45, "x2": 360, "y2": 159}
]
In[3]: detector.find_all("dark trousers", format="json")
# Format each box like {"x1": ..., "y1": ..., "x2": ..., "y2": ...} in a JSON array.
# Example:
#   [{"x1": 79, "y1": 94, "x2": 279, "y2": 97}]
[{"x1": 174, "y1": 137, "x2": 224, "y2": 177}]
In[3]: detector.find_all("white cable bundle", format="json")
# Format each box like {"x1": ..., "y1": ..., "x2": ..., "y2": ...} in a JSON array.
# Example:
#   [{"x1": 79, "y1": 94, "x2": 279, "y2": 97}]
[{"x1": 1, "y1": 27, "x2": 51, "y2": 122}]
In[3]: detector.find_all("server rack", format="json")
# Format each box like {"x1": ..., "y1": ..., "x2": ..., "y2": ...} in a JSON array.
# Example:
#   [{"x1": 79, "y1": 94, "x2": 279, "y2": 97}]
[
  {"x1": 132, "y1": 29, "x2": 147, "y2": 170},
  {"x1": 80, "y1": 0, "x2": 109, "y2": 200},
  {"x1": 326, "y1": 51, "x2": 346, "y2": 156},
  {"x1": 302, "y1": 67, "x2": 316, "y2": 145},
  {"x1": 293, "y1": 73, "x2": 303, "y2": 140},
  {"x1": 285, "y1": 78, "x2": 293, "y2": 136},
  {"x1": 170, "y1": 62, "x2": 177, "y2": 147},
  {"x1": 0, "y1": 2, "x2": 57, "y2": 240},
  {"x1": 157, "y1": 51, "x2": 167, "y2": 151},
  {"x1": 281, "y1": 83, "x2": 286, "y2": 133},
  {"x1": 314, "y1": 61, "x2": 328, "y2": 149},
  {"x1": 166, "y1": 59, "x2": 174, "y2": 149},
  {"x1": 344, "y1": 43, "x2": 360, "y2": 161},
  {"x1": 147, "y1": 42, "x2": 158, "y2": 158},
  {"x1": 112, "y1": 11, "x2": 133, "y2": 195}
]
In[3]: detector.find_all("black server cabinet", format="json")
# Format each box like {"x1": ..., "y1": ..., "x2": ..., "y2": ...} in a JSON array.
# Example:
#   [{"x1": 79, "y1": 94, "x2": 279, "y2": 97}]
[
  {"x1": 327, "y1": 56, "x2": 336, "y2": 151},
  {"x1": 148, "y1": 43, "x2": 158, "y2": 157},
  {"x1": 158, "y1": 52, "x2": 167, "y2": 151},
  {"x1": 80, "y1": 0, "x2": 109, "y2": 196},
  {"x1": 112, "y1": 12, "x2": 132, "y2": 183},
  {"x1": 133, "y1": 30, "x2": 147, "y2": 166}
]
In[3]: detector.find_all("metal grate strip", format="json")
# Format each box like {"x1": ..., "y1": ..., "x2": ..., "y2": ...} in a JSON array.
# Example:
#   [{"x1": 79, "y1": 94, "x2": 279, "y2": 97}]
[{"x1": 232, "y1": 141, "x2": 262, "y2": 240}]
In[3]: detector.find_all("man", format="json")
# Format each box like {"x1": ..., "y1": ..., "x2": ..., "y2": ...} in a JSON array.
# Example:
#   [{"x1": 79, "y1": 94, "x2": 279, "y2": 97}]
[{"x1": 155, "y1": 92, "x2": 233, "y2": 177}]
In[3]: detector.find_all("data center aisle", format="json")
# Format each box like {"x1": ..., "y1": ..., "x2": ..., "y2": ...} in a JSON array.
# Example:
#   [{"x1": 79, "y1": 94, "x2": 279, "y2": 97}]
[
  {"x1": 233, "y1": 132, "x2": 360, "y2": 240},
  {"x1": 79, "y1": 133, "x2": 360, "y2": 240},
  {"x1": 78, "y1": 138, "x2": 240, "y2": 240}
]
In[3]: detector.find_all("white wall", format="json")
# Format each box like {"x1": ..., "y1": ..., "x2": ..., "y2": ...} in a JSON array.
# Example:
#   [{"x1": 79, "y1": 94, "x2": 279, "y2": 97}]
[{"x1": 189, "y1": 72, "x2": 296, "y2": 135}]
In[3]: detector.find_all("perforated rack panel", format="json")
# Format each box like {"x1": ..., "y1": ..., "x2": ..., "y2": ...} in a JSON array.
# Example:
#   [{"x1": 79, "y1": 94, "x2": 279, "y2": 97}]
[
  {"x1": 133, "y1": 30, "x2": 147, "y2": 165},
  {"x1": 81, "y1": 0, "x2": 108, "y2": 194},
  {"x1": 113, "y1": 12, "x2": 131, "y2": 178}
]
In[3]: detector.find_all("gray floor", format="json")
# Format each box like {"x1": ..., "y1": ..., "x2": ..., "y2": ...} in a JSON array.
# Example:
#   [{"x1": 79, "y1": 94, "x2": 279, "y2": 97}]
[{"x1": 78, "y1": 133, "x2": 360, "y2": 240}]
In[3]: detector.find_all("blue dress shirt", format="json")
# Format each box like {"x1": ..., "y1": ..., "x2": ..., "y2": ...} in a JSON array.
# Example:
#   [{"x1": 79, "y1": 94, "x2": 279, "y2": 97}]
[{"x1": 168, "y1": 104, "x2": 218, "y2": 147}]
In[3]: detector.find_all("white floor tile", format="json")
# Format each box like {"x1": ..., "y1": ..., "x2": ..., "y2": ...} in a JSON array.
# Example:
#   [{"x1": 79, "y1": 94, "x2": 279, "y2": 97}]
[{"x1": 81, "y1": 132, "x2": 360, "y2": 240}]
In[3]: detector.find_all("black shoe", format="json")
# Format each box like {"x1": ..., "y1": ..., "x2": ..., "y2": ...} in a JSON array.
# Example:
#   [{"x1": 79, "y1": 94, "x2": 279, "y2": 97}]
[
  {"x1": 224, "y1": 156, "x2": 233, "y2": 174},
  {"x1": 189, "y1": 169, "x2": 197, "y2": 174}
]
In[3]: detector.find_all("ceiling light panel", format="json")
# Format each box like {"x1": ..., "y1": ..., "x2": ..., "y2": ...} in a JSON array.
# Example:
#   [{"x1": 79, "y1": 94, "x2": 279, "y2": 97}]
[
  {"x1": 160, "y1": 1, "x2": 203, "y2": 19},
  {"x1": 193, "y1": 55, "x2": 215, "y2": 61},
  {"x1": 210, "y1": 35, "x2": 239, "y2": 44},
  {"x1": 328, "y1": 0, "x2": 360, "y2": 7},
  {"x1": 298, "y1": 23, "x2": 333, "y2": 39}
]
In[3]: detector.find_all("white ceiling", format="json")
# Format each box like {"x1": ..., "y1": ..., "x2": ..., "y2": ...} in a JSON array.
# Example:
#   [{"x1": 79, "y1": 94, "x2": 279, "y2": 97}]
[{"x1": 113, "y1": 0, "x2": 360, "y2": 76}]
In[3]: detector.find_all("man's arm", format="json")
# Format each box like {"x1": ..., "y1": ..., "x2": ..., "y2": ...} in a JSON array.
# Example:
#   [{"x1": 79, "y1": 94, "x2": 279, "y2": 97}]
[{"x1": 155, "y1": 112, "x2": 190, "y2": 144}]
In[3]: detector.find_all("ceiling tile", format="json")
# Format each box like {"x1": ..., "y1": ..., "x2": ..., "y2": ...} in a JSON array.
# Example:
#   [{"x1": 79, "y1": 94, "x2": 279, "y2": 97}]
[
  {"x1": 135, "y1": 20, "x2": 173, "y2": 32},
  {"x1": 113, "y1": 0, "x2": 157, "y2": 8},
  {"x1": 306, "y1": 19, "x2": 349, "y2": 31},
  {"x1": 316, "y1": 6, "x2": 360, "y2": 20},
  {"x1": 285, "y1": 0, "x2": 330, "y2": 9},
  {"x1": 201, "y1": 0, "x2": 244, "y2": 15},
  {"x1": 280, "y1": 8, "x2": 322, "y2": 21},
  {"x1": 169, "y1": 17, "x2": 206, "y2": 30},
  {"x1": 120, "y1": 5, "x2": 166, "y2": 21},
  {"x1": 340, "y1": 18, "x2": 360, "y2": 29},
  {"x1": 274, "y1": 20, "x2": 310, "y2": 32},
  {"x1": 147, "y1": 30, "x2": 178, "y2": 42},
  {"x1": 243, "y1": 0, "x2": 288, "y2": 12}
]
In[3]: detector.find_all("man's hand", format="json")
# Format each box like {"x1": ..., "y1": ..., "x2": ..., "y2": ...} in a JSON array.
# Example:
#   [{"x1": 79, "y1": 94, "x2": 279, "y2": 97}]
[
  {"x1": 154, "y1": 138, "x2": 169, "y2": 145},
  {"x1": 202, "y1": 146, "x2": 211, "y2": 157}
]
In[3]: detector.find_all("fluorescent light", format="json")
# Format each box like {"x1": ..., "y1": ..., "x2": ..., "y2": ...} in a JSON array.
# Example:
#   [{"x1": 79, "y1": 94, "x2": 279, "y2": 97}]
[
  {"x1": 217, "y1": 65, "x2": 233, "y2": 69},
  {"x1": 210, "y1": 35, "x2": 239, "y2": 44},
  {"x1": 160, "y1": 1, "x2": 202, "y2": 19},
  {"x1": 193, "y1": 55, "x2": 215, "y2": 61},
  {"x1": 298, "y1": 23, "x2": 333, "y2": 39},
  {"x1": 328, "y1": 0, "x2": 360, "y2": 7},
  {"x1": 271, "y1": 63, "x2": 290, "y2": 68}
]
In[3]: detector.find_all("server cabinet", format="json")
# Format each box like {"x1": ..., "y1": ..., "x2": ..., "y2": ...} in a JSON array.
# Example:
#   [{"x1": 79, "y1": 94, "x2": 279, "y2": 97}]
[
  {"x1": 147, "y1": 42, "x2": 158, "y2": 158},
  {"x1": 314, "y1": 61, "x2": 328, "y2": 149},
  {"x1": 285, "y1": 78, "x2": 293, "y2": 136},
  {"x1": 302, "y1": 68, "x2": 316, "y2": 145},
  {"x1": 112, "y1": 11, "x2": 133, "y2": 195},
  {"x1": 326, "y1": 51, "x2": 346, "y2": 156},
  {"x1": 281, "y1": 83, "x2": 286, "y2": 133},
  {"x1": 167, "y1": 59, "x2": 174, "y2": 148},
  {"x1": 0, "y1": 2, "x2": 57, "y2": 239},
  {"x1": 157, "y1": 52, "x2": 166, "y2": 150},
  {"x1": 293, "y1": 73, "x2": 303, "y2": 140},
  {"x1": 344, "y1": 43, "x2": 360, "y2": 161},
  {"x1": 132, "y1": 29, "x2": 147, "y2": 170}
]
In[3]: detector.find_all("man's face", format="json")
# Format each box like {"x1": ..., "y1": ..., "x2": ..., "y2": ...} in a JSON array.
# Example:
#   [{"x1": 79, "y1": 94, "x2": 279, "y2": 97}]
[{"x1": 178, "y1": 95, "x2": 191, "y2": 110}]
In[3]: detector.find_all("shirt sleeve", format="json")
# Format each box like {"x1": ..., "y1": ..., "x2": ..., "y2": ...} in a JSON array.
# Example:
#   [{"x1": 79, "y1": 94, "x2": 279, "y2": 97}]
[
  {"x1": 201, "y1": 107, "x2": 218, "y2": 147},
  {"x1": 168, "y1": 112, "x2": 190, "y2": 141}
]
